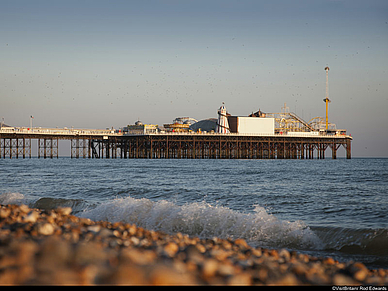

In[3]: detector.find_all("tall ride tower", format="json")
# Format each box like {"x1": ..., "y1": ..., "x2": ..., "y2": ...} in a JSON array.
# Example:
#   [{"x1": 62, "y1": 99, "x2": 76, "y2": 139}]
[{"x1": 323, "y1": 66, "x2": 331, "y2": 130}]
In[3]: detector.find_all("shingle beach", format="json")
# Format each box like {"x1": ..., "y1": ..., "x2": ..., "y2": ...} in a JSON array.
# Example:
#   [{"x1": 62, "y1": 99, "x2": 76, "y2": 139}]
[{"x1": 0, "y1": 204, "x2": 387, "y2": 285}]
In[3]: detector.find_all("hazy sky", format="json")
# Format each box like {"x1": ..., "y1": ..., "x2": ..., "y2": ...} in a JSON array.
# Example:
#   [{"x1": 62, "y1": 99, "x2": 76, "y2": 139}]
[{"x1": 1, "y1": 0, "x2": 387, "y2": 157}]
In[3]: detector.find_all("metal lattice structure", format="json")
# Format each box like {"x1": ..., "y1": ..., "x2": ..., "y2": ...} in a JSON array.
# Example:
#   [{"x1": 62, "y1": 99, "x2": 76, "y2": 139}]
[
  {"x1": 0, "y1": 130, "x2": 352, "y2": 159},
  {"x1": 260, "y1": 103, "x2": 337, "y2": 133}
]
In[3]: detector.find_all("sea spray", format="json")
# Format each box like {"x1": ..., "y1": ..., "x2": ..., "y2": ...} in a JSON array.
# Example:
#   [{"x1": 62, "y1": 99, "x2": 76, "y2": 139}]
[{"x1": 80, "y1": 195, "x2": 323, "y2": 250}]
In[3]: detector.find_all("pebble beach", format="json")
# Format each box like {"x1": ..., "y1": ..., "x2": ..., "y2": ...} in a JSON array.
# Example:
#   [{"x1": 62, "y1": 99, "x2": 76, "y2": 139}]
[{"x1": 0, "y1": 204, "x2": 387, "y2": 286}]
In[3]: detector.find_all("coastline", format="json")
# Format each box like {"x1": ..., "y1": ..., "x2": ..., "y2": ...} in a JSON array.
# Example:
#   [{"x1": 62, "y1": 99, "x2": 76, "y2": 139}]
[{"x1": 0, "y1": 204, "x2": 387, "y2": 285}]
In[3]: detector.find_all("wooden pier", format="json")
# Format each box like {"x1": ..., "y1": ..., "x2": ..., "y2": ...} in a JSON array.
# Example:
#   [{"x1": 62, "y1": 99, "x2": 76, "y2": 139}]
[{"x1": 0, "y1": 128, "x2": 352, "y2": 159}]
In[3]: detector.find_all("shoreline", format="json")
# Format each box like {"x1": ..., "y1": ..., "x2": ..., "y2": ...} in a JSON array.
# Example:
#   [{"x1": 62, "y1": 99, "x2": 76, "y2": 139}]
[{"x1": 0, "y1": 204, "x2": 387, "y2": 285}]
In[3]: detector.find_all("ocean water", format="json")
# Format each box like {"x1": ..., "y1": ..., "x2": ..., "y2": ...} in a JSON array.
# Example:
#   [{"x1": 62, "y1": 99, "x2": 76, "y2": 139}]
[{"x1": 0, "y1": 158, "x2": 387, "y2": 268}]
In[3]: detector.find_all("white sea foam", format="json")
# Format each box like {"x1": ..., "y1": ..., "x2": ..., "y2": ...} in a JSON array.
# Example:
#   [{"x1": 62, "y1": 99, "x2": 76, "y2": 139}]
[
  {"x1": 81, "y1": 195, "x2": 324, "y2": 250},
  {"x1": 0, "y1": 192, "x2": 29, "y2": 205}
]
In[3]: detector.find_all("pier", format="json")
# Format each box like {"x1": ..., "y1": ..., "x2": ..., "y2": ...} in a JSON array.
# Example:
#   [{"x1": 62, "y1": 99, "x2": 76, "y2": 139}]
[
  {"x1": 0, "y1": 128, "x2": 352, "y2": 159},
  {"x1": 1, "y1": 67, "x2": 354, "y2": 160}
]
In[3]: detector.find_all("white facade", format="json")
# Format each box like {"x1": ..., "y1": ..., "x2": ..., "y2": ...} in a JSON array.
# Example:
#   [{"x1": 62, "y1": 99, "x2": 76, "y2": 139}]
[{"x1": 236, "y1": 117, "x2": 274, "y2": 135}]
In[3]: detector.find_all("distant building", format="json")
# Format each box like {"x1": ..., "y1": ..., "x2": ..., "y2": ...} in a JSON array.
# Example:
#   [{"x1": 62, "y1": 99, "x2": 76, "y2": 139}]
[
  {"x1": 189, "y1": 118, "x2": 217, "y2": 132},
  {"x1": 123, "y1": 120, "x2": 159, "y2": 135}
]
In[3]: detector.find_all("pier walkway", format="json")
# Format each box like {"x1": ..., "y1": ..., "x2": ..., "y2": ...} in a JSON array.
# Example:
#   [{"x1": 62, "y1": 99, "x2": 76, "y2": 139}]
[{"x1": 0, "y1": 127, "x2": 352, "y2": 159}]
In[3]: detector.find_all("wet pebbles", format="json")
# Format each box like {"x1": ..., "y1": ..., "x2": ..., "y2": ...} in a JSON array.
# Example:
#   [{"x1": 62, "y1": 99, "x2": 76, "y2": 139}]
[{"x1": 0, "y1": 204, "x2": 387, "y2": 285}]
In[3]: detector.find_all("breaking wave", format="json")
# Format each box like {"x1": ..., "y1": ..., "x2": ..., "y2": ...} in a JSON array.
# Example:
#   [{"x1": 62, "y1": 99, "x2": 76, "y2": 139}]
[
  {"x1": 312, "y1": 226, "x2": 388, "y2": 256},
  {"x1": 80, "y1": 195, "x2": 323, "y2": 250}
]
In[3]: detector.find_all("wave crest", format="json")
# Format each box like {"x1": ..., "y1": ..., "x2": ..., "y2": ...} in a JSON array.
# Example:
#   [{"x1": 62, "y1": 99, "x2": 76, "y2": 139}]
[
  {"x1": 313, "y1": 226, "x2": 388, "y2": 256},
  {"x1": 0, "y1": 192, "x2": 30, "y2": 205},
  {"x1": 80, "y1": 196, "x2": 323, "y2": 250}
]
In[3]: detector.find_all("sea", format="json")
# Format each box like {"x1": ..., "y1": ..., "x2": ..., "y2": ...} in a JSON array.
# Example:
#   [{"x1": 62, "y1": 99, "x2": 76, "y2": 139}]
[{"x1": 0, "y1": 157, "x2": 387, "y2": 269}]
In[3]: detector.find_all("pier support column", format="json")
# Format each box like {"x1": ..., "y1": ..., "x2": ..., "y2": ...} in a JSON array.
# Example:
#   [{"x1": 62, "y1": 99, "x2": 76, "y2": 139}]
[
  {"x1": 299, "y1": 143, "x2": 304, "y2": 159},
  {"x1": 331, "y1": 142, "x2": 337, "y2": 159},
  {"x1": 88, "y1": 139, "x2": 92, "y2": 158},
  {"x1": 38, "y1": 139, "x2": 43, "y2": 158},
  {"x1": 71, "y1": 139, "x2": 79, "y2": 158},
  {"x1": 82, "y1": 139, "x2": 87, "y2": 158},
  {"x1": 346, "y1": 139, "x2": 351, "y2": 159},
  {"x1": 332, "y1": 147, "x2": 337, "y2": 159},
  {"x1": 1, "y1": 139, "x2": 11, "y2": 158},
  {"x1": 22, "y1": 138, "x2": 26, "y2": 159},
  {"x1": 39, "y1": 138, "x2": 58, "y2": 158},
  {"x1": 319, "y1": 143, "x2": 326, "y2": 159},
  {"x1": 310, "y1": 144, "x2": 314, "y2": 159}
]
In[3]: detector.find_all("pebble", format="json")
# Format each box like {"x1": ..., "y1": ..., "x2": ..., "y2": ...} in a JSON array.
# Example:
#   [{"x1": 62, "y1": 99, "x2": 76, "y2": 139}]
[
  {"x1": 0, "y1": 207, "x2": 11, "y2": 219},
  {"x1": 163, "y1": 242, "x2": 179, "y2": 257},
  {"x1": 36, "y1": 222, "x2": 55, "y2": 236},
  {"x1": 56, "y1": 207, "x2": 72, "y2": 216},
  {"x1": 24, "y1": 210, "x2": 40, "y2": 223},
  {"x1": 201, "y1": 258, "x2": 219, "y2": 278},
  {"x1": 87, "y1": 225, "x2": 101, "y2": 234},
  {"x1": 0, "y1": 204, "x2": 387, "y2": 285}
]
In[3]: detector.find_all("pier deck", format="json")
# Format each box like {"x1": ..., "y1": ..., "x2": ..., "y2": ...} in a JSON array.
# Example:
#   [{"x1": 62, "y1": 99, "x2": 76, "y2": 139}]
[{"x1": 0, "y1": 128, "x2": 352, "y2": 159}]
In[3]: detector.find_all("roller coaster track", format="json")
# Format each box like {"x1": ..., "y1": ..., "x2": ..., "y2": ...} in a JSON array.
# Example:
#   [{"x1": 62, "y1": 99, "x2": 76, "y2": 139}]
[{"x1": 288, "y1": 112, "x2": 316, "y2": 132}]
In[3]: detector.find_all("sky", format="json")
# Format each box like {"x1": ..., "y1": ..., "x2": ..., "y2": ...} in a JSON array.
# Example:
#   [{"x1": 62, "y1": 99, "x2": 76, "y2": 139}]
[{"x1": 1, "y1": 0, "x2": 387, "y2": 157}]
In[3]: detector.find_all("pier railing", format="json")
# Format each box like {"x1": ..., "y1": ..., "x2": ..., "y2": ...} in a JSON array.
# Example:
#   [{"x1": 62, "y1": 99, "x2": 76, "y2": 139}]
[
  {"x1": 124, "y1": 131, "x2": 351, "y2": 139},
  {"x1": 0, "y1": 127, "x2": 119, "y2": 136}
]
